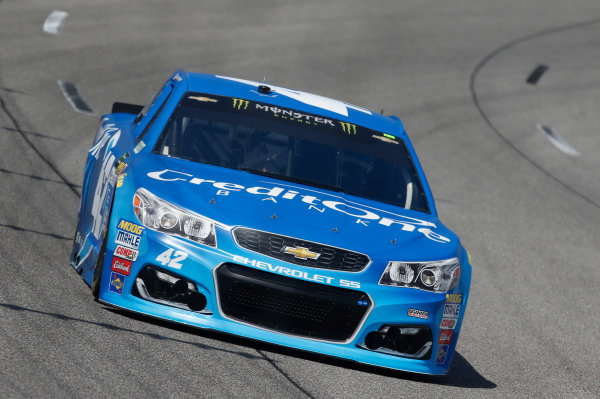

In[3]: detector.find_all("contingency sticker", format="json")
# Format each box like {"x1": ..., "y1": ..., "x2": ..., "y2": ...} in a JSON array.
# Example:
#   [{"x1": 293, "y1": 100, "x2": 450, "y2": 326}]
[
  {"x1": 440, "y1": 318, "x2": 457, "y2": 330},
  {"x1": 113, "y1": 244, "x2": 139, "y2": 262},
  {"x1": 111, "y1": 256, "x2": 132, "y2": 276},
  {"x1": 436, "y1": 345, "x2": 449, "y2": 365},
  {"x1": 438, "y1": 330, "x2": 454, "y2": 345},
  {"x1": 114, "y1": 219, "x2": 145, "y2": 249},
  {"x1": 133, "y1": 141, "x2": 145, "y2": 154},
  {"x1": 109, "y1": 271, "x2": 126, "y2": 295},
  {"x1": 116, "y1": 173, "x2": 127, "y2": 188},
  {"x1": 407, "y1": 308, "x2": 429, "y2": 320},
  {"x1": 445, "y1": 294, "x2": 463, "y2": 304},
  {"x1": 443, "y1": 304, "x2": 460, "y2": 318}
]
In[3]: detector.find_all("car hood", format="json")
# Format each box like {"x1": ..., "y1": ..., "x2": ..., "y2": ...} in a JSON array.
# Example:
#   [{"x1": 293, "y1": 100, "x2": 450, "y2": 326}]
[{"x1": 132, "y1": 155, "x2": 460, "y2": 262}]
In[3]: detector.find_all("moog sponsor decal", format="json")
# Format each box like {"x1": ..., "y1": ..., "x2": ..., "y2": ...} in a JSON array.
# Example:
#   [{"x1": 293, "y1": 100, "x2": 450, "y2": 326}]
[
  {"x1": 445, "y1": 293, "x2": 462, "y2": 304},
  {"x1": 114, "y1": 219, "x2": 145, "y2": 249}
]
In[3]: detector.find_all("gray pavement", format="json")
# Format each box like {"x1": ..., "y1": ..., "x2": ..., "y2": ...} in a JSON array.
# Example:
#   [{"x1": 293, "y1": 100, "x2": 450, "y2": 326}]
[{"x1": 1, "y1": 0, "x2": 599, "y2": 397}]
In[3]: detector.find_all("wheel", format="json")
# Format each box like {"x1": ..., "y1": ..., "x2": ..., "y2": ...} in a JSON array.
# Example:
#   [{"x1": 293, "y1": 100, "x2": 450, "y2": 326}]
[{"x1": 91, "y1": 231, "x2": 108, "y2": 301}]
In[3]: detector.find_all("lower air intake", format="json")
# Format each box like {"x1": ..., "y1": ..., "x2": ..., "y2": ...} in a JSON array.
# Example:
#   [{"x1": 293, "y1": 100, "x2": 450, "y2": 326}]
[{"x1": 216, "y1": 263, "x2": 371, "y2": 342}]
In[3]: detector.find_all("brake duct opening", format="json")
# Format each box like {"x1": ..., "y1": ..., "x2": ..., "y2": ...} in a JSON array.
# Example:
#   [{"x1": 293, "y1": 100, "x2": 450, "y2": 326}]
[
  {"x1": 133, "y1": 266, "x2": 210, "y2": 314},
  {"x1": 360, "y1": 325, "x2": 432, "y2": 359}
]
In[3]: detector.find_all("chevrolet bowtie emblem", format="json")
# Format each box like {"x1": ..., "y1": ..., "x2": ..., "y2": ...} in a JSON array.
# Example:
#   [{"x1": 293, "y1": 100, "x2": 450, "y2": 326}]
[{"x1": 282, "y1": 246, "x2": 320, "y2": 260}]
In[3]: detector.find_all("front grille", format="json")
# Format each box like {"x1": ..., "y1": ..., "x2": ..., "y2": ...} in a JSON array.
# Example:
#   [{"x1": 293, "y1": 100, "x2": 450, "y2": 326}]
[
  {"x1": 233, "y1": 228, "x2": 370, "y2": 272},
  {"x1": 216, "y1": 263, "x2": 371, "y2": 341}
]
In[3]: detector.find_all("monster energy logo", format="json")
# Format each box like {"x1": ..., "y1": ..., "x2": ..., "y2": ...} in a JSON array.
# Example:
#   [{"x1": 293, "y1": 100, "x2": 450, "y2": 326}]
[
  {"x1": 232, "y1": 98, "x2": 249, "y2": 110},
  {"x1": 340, "y1": 122, "x2": 357, "y2": 135}
]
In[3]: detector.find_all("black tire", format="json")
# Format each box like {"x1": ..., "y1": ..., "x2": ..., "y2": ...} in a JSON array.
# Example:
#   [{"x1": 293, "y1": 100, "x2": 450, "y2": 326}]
[
  {"x1": 70, "y1": 215, "x2": 80, "y2": 266},
  {"x1": 91, "y1": 229, "x2": 108, "y2": 301}
]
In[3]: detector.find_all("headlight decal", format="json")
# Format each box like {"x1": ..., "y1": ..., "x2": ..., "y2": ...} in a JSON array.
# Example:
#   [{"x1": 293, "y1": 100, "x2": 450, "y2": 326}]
[
  {"x1": 379, "y1": 258, "x2": 460, "y2": 293},
  {"x1": 133, "y1": 188, "x2": 217, "y2": 248}
]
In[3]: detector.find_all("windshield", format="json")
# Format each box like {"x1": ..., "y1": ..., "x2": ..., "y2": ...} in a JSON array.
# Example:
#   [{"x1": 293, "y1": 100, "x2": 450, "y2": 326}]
[{"x1": 153, "y1": 92, "x2": 430, "y2": 213}]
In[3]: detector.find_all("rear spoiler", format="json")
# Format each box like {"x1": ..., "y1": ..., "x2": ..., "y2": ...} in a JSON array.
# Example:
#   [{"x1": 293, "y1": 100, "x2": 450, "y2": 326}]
[{"x1": 111, "y1": 102, "x2": 144, "y2": 115}]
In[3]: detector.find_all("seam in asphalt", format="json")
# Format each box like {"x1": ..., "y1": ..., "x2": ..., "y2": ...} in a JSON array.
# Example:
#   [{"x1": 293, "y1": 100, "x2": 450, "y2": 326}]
[
  {"x1": 0, "y1": 96, "x2": 81, "y2": 198},
  {"x1": 256, "y1": 349, "x2": 317, "y2": 399},
  {"x1": 469, "y1": 16, "x2": 600, "y2": 211}
]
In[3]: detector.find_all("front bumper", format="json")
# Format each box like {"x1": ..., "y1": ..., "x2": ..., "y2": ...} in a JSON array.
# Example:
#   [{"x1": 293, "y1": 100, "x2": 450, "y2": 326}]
[{"x1": 97, "y1": 220, "x2": 470, "y2": 375}]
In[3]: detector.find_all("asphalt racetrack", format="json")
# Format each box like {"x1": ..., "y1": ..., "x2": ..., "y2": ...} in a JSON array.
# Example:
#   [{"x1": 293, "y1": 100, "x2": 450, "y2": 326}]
[{"x1": 1, "y1": 1, "x2": 599, "y2": 397}]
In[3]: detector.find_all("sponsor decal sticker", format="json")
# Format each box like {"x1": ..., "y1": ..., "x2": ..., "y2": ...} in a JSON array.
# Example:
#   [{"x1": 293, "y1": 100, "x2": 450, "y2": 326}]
[
  {"x1": 115, "y1": 230, "x2": 141, "y2": 249},
  {"x1": 109, "y1": 271, "x2": 126, "y2": 294},
  {"x1": 436, "y1": 344, "x2": 449, "y2": 364},
  {"x1": 229, "y1": 95, "x2": 337, "y2": 128},
  {"x1": 114, "y1": 219, "x2": 144, "y2": 249},
  {"x1": 340, "y1": 122, "x2": 357, "y2": 135},
  {"x1": 438, "y1": 330, "x2": 454, "y2": 345},
  {"x1": 117, "y1": 219, "x2": 145, "y2": 236},
  {"x1": 217, "y1": 75, "x2": 373, "y2": 117},
  {"x1": 116, "y1": 173, "x2": 126, "y2": 188},
  {"x1": 232, "y1": 98, "x2": 249, "y2": 110},
  {"x1": 113, "y1": 244, "x2": 139, "y2": 261},
  {"x1": 443, "y1": 304, "x2": 460, "y2": 318},
  {"x1": 111, "y1": 256, "x2": 132, "y2": 275},
  {"x1": 407, "y1": 308, "x2": 429, "y2": 320},
  {"x1": 440, "y1": 318, "x2": 457, "y2": 330},
  {"x1": 113, "y1": 152, "x2": 129, "y2": 176},
  {"x1": 133, "y1": 141, "x2": 145, "y2": 154},
  {"x1": 445, "y1": 293, "x2": 463, "y2": 304},
  {"x1": 115, "y1": 161, "x2": 127, "y2": 175}
]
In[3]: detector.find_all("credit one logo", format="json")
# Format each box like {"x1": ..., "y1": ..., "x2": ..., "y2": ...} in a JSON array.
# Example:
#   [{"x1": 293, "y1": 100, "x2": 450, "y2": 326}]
[{"x1": 147, "y1": 169, "x2": 452, "y2": 244}]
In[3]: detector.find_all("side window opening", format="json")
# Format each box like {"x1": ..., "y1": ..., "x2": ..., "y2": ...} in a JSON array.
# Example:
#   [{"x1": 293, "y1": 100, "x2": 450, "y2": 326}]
[{"x1": 135, "y1": 84, "x2": 174, "y2": 144}]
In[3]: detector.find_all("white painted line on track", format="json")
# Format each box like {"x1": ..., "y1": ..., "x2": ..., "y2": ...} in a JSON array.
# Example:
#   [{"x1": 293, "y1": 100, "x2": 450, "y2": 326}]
[
  {"x1": 57, "y1": 80, "x2": 95, "y2": 115},
  {"x1": 536, "y1": 124, "x2": 580, "y2": 156},
  {"x1": 43, "y1": 10, "x2": 69, "y2": 35}
]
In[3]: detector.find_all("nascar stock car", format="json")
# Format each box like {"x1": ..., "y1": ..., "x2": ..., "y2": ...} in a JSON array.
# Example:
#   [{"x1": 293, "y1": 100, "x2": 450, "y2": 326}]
[{"x1": 70, "y1": 70, "x2": 471, "y2": 375}]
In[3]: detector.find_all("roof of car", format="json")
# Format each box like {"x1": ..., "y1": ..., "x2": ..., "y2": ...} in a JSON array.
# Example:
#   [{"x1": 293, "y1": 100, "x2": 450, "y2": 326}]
[{"x1": 176, "y1": 70, "x2": 407, "y2": 139}]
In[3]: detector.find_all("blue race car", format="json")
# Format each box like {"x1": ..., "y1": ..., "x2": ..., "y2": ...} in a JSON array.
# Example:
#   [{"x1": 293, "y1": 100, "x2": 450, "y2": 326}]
[{"x1": 70, "y1": 70, "x2": 471, "y2": 375}]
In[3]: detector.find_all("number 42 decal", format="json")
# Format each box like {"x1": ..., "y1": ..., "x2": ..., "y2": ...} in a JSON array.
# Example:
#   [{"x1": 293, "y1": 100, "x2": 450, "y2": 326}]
[{"x1": 156, "y1": 248, "x2": 188, "y2": 269}]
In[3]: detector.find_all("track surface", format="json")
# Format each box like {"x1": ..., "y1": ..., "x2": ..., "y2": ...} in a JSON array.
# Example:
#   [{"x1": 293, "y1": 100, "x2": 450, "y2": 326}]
[{"x1": 1, "y1": 1, "x2": 599, "y2": 397}]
